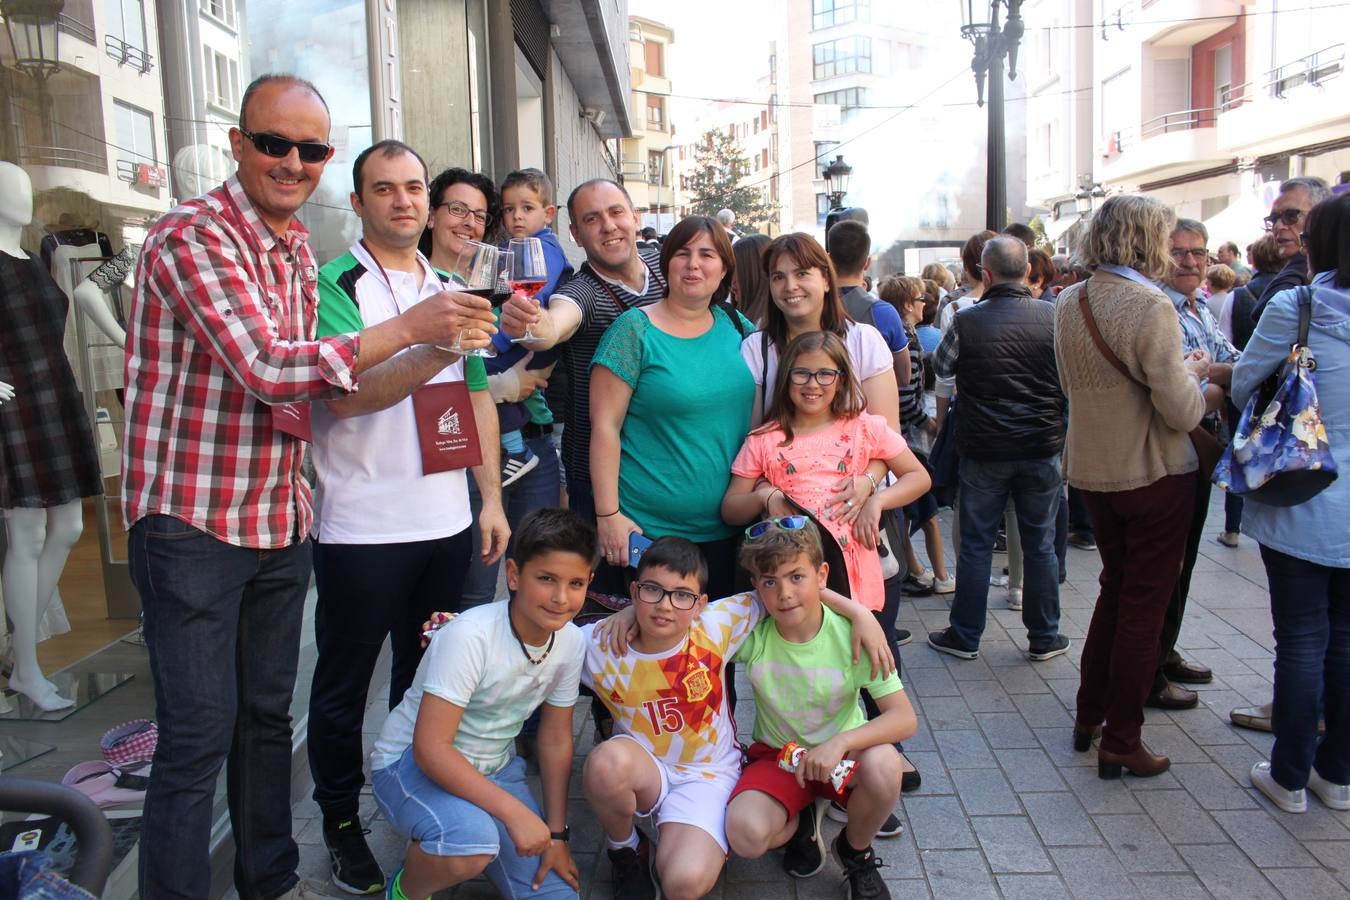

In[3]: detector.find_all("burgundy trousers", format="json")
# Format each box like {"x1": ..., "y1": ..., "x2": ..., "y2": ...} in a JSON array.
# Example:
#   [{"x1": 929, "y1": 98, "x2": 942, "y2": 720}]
[{"x1": 1077, "y1": 473, "x2": 1196, "y2": 754}]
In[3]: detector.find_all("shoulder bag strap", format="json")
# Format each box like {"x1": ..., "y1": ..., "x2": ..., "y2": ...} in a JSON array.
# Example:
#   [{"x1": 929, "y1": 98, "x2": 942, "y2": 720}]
[
  {"x1": 1077, "y1": 280, "x2": 1148, "y2": 392},
  {"x1": 759, "y1": 329, "x2": 770, "y2": 417},
  {"x1": 1297, "y1": 284, "x2": 1313, "y2": 349}
]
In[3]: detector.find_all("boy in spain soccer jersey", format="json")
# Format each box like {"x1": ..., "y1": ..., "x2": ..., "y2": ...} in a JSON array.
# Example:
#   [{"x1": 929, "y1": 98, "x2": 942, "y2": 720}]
[{"x1": 583, "y1": 536, "x2": 892, "y2": 900}]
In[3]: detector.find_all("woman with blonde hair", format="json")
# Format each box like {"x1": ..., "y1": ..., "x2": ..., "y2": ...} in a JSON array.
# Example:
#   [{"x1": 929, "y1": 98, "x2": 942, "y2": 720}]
[{"x1": 1054, "y1": 194, "x2": 1210, "y2": 779}]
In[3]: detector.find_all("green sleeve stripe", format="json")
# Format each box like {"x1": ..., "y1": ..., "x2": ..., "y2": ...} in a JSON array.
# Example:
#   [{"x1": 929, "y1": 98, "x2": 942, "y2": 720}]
[{"x1": 317, "y1": 252, "x2": 365, "y2": 338}]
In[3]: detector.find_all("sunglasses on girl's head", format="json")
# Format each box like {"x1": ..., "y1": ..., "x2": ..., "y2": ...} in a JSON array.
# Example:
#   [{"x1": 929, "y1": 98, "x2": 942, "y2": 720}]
[
  {"x1": 745, "y1": 515, "x2": 810, "y2": 541},
  {"x1": 239, "y1": 129, "x2": 332, "y2": 163}
]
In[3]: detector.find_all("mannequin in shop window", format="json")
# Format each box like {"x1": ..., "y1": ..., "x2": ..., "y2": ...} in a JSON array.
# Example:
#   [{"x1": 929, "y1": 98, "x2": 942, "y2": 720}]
[{"x1": 0, "y1": 162, "x2": 116, "y2": 710}]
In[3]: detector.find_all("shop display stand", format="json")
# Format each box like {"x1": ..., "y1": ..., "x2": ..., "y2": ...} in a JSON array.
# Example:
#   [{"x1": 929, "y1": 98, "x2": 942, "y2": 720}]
[{"x1": 0, "y1": 671, "x2": 135, "y2": 722}]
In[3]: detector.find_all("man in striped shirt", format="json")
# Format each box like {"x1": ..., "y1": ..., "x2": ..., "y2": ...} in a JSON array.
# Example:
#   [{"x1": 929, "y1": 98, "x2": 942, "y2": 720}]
[{"x1": 123, "y1": 74, "x2": 495, "y2": 899}]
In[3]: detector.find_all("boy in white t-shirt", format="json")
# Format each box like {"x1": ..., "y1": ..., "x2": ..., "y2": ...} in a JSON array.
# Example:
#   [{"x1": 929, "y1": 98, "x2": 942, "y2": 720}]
[
  {"x1": 370, "y1": 509, "x2": 597, "y2": 900},
  {"x1": 584, "y1": 536, "x2": 894, "y2": 900}
]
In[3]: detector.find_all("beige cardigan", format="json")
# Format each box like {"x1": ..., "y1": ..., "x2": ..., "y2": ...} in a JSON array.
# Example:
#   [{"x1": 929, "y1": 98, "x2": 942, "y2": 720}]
[{"x1": 1054, "y1": 271, "x2": 1206, "y2": 492}]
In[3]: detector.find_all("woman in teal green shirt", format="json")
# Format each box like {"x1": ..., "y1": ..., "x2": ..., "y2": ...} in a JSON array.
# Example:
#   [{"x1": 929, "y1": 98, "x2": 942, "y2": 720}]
[{"x1": 590, "y1": 215, "x2": 754, "y2": 596}]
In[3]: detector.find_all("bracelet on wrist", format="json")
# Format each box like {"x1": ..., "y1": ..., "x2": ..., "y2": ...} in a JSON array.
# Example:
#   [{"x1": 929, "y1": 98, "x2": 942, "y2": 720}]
[
  {"x1": 864, "y1": 473, "x2": 880, "y2": 496},
  {"x1": 597, "y1": 509, "x2": 620, "y2": 518}
]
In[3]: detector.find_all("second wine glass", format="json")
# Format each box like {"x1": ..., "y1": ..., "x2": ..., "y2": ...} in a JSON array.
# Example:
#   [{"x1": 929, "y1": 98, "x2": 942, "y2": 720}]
[{"x1": 507, "y1": 237, "x2": 548, "y2": 343}]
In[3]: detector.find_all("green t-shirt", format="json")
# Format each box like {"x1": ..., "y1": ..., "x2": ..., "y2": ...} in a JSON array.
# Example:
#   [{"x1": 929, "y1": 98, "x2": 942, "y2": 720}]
[
  {"x1": 590, "y1": 305, "x2": 754, "y2": 541},
  {"x1": 734, "y1": 605, "x2": 903, "y2": 748},
  {"x1": 316, "y1": 251, "x2": 487, "y2": 390}
]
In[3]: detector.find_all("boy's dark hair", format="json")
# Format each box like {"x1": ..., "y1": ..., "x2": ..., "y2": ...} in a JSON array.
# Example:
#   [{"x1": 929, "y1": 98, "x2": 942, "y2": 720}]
[
  {"x1": 739, "y1": 520, "x2": 825, "y2": 576},
  {"x1": 352, "y1": 139, "x2": 427, "y2": 198},
  {"x1": 1001, "y1": 221, "x2": 1037, "y2": 248},
  {"x1": 512, "y1": 508, "x2": 600, "y2": 569},
  {"x1": 826, "y1": 219, "x2": 870, "y2": 276},
  {"x1": 636, "y1": 536, "x2": 708, "y2": 592},
  {"x1": 501, "y1": 167, "x2": 556, "y2": 206}
]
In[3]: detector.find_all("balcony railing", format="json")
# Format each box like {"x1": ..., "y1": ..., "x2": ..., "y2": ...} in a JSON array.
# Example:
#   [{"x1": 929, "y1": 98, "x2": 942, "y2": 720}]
[
  {"x1": 1140, "y1": 107, "x2": 1219, "y2": 138},
  {"x1": 18, "y1": 144, "x2": 106, "y2": 174},
  {"x1": 57, "y1": 12, "x2": 96, "y2": 45},
  {"x1": 104, "y1": 35, "x2": 154, "y2": 74},
  {"x1": 1267, "y1": 43, "x2": 1344, "y2": 98},
  {"x1": 1219, "y1": 81, "x2": 1251, "y2": 111}
]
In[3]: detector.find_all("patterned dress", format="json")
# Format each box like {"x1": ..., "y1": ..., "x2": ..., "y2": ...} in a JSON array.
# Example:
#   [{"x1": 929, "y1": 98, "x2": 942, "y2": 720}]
[{"x1": 0, "y1": 251, "x2": 103, "y2": 508}]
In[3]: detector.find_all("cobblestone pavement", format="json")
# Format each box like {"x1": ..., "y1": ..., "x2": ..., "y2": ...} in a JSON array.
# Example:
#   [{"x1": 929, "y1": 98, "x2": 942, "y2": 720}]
[{"x1": 288, "y1": 497, "x2": 1350, "y2": 898}]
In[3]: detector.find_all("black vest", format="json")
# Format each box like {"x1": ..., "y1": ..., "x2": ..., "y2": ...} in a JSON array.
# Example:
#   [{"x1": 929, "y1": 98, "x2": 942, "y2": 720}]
[{"x1": 952, "y1": 282, "x2": 1065, "y2": 461}]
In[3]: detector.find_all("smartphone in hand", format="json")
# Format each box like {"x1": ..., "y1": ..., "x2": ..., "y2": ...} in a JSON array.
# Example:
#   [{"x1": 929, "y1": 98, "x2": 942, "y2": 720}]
[{"x1": 628, "y1": 532, "x2": 653, "y2": 568}]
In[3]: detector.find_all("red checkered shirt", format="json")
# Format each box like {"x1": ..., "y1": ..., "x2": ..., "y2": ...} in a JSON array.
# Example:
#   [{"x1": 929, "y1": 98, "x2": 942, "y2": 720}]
[{"x1": 122, "y1": 177, "x2": 360, "y2": 548}]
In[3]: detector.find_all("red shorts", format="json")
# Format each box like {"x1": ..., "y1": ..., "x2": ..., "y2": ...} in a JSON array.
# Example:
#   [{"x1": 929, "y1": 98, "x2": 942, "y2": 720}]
[{"x1": 728, "y1": 742, "x2": 851, "y2": 817}]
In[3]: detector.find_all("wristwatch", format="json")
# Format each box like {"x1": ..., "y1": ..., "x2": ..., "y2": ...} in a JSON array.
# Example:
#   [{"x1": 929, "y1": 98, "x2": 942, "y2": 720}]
[{"x1": 550, "y1": 826, "x2": 571, "y2": 842}]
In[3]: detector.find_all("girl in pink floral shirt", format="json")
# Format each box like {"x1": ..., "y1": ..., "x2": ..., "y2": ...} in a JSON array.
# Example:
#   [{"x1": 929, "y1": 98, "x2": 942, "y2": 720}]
[{"x1": 723, "y1": 331, "x2": 930, "y2": 611}]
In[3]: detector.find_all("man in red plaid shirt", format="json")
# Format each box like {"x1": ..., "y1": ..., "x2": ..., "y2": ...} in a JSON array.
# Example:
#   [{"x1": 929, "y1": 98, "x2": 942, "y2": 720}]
[{"x1": 123, "y1": 74, "x2": 497, "y2": 899}]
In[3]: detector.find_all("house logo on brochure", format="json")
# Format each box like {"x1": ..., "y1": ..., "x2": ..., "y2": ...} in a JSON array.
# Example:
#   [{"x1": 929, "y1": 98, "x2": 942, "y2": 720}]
[{"x1": 437, "y1": 408, "x2": 462, "y2": 436}]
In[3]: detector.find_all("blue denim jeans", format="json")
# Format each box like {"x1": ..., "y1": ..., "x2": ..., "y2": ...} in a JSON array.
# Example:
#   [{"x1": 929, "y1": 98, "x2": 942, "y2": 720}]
[
  {"x1": 1260, "y1": 545, "x2": 1350, "y2": 791},
  {"x1": 949, "y1": 456, "x2": 1063, "y2": 650},
  {"x1": 462, "y1": 435, "x2": 563, "y2": 607},
  {"x1": 130, "y1": 515, "x2": 311, "y2": 900}
]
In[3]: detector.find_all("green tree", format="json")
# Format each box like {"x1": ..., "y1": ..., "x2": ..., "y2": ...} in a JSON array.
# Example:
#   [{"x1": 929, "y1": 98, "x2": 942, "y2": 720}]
[{"x1": 684, "y1": 128, "x2": 777, "y2": 232}]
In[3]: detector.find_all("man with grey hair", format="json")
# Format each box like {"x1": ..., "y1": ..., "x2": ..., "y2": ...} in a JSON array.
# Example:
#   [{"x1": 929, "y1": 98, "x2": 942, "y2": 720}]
[
  {"x1": 715, "y1": 207, "x2": 738, "y2": 240},
  {"x1": 1146, "y1": 218, "x2": 1240, "y2": 712},
  {"x1": 928, "y1": 236, "x2": 1071, "y2": 663},
  {"x1": 1253, "y1": 176, "x2": 1332, "y2": 321}
]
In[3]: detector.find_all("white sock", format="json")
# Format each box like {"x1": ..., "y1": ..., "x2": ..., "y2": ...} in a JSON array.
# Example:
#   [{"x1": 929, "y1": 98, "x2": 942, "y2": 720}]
[{"x1": 606, "y1": 828, "x2": 639, "y2": 851}]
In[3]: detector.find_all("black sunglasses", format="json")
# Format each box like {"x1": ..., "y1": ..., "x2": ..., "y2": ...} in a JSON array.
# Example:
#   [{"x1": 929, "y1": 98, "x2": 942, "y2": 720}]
[
  {"x1": 1263, "y1": 208, "x2": 1305, "y2": 230},
  {"x1": 239, "y1": 129, "x2": 332, "y2": 164}
]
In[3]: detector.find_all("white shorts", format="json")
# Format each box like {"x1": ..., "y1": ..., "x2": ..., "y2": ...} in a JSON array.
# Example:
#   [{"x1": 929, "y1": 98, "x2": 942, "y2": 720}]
[{"x1": 611, "y1": 734, "x2": 739, "y2": 853}]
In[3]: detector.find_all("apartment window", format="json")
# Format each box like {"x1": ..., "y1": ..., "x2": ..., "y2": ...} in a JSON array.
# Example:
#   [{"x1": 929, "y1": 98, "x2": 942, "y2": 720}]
[
  {"x1": 200, "y1": 0, "x2": 236, "y2": 27},
  {"x1": 760, "y1": 110, "x2": 768, "y2": 129},
  {"x1": 812, "y1": 0, "x2": 870, "y2": 30},
  {"x1": 813, "y1": 87, "x2": 869, "y2": 111},
  {"x1": 105, "y1": 0, "x2": 147, "y2": 49},
  {"x1": 647, "y1": 150, "x2": 665, "y2": 186},
  {"x1": 816, "y1": 192, "x2": 830, "y2": 225},
  {"x1": 646, "y1": 94, "x2": 665, "y2": 130},
  {"x1": 753, "y1": 117, "x2": 760, "y2": 134},
  {"x1": 1100, "y1": 68, "x2": 1130, "y2": 150},
  {"x1": 813, "y1": 37, "x2": 872, "y2": 80},
  {"x1": 644, "y1": 40, "x2": 664, "y2": 77},
  {"x1": 1213, "y1": 43, "x2": 1233, "y2": 108},
  {"x1": 203, "y1": 47, "x2": 240, "y2": 112},
  {"x1": 115, "y1": 100, "x2": 156, "y2": 164},
  {"x1": 761, "y1": 148, "x2": 769, "y2": 169}
]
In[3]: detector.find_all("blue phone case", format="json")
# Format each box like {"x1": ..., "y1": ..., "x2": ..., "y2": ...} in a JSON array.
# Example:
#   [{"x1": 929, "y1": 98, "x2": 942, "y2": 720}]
[{"x1": 628, "y1": 533, "x2": 653, "y2": 568}]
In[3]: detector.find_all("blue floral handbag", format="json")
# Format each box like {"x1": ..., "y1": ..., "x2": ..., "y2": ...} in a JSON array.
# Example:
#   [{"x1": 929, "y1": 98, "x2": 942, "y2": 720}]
[{"x1": 1214, "y1": 287, "x2": 1338, "y2": 506}]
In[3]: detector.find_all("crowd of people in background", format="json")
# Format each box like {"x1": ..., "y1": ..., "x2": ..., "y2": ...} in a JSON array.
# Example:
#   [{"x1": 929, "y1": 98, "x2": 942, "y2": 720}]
[{"x1": 120, "y1": 72, "x2": 1350, "y2": 900}]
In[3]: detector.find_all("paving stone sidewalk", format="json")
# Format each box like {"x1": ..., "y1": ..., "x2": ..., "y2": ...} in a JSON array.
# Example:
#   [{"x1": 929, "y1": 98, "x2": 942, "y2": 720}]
[{"x1": 287, "y1": 495, "x2": 1350, "y2": 899}]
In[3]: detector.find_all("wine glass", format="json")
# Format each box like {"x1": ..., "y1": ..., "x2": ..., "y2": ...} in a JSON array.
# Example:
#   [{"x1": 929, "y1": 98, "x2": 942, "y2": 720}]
[
  {"x1": 447, "y1": 241, "x2": 510, "y2": 358},
  {"x1": 507, "y1": 237, "x2": 548, "y2": 343}
]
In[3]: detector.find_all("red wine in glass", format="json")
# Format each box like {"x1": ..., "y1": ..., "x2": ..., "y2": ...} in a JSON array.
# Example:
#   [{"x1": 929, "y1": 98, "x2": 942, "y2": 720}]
[{"x1": 509, "y1": 278, "x2": 547, "y2": 299}]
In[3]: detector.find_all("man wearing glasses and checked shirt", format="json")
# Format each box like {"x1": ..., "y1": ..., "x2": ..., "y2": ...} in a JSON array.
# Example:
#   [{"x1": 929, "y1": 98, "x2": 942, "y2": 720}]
[{"x1": 123, "y1": 74, "x2": 496, "y2": 899}]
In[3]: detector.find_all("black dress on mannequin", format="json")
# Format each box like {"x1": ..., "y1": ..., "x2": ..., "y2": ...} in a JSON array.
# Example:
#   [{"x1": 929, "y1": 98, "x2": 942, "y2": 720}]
[{"x1": 0, "y1": 251, "x2": 103, "y2": 507}]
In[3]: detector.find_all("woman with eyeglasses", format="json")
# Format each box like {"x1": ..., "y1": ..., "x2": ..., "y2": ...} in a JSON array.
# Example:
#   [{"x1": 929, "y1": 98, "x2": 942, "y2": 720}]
[
  {"x1": 1054, "y1": 195, "x2": 1209, "y2": 779},
  {"x1": 421, "y1": 167, "x2": 499, "y2": 276},
  {"x1": 1234, "y1": 193, "x2": 1350, "y2": 814},
  {"x1": 588, "y1": 216, "x2": 755, "y2": 596}
]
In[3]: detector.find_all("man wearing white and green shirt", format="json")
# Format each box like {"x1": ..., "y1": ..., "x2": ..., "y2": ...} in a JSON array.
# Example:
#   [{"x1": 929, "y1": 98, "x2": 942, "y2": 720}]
[{"x1": 305, "y1": 140, "x2": 508, "y2": 894}]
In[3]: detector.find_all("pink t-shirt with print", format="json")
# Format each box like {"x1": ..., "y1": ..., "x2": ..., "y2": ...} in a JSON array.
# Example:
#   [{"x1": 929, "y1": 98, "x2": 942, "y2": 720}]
[{"x1": 731, "y1": 412, "x2": 908, "y2": 611}]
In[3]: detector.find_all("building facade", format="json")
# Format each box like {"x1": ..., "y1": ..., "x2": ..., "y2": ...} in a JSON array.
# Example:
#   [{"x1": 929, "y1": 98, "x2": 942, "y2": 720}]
[
  {"x1": 620, "y1": 15, "x2": 674, "y2": 233},
  {"x1": 1028, "y1": 0, "x2": 1350, "y2": 254}
]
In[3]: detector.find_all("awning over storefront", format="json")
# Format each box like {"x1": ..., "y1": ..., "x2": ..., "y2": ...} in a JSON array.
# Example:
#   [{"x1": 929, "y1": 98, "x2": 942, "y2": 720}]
[{"x1": 1042, "y1": 213, "x2": 1082, "y2": 247}]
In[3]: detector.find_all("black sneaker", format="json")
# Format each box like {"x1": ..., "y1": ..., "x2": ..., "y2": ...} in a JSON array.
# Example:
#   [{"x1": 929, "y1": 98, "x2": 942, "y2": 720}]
[
  {"x1": 834, "y1": 831, "x2": 891, "y2": 900},
  {"x1": 607, "y1": 827, "x2": 657, "y2": 900},
  {"x1": 825, "y1": 801, "x2": 904, "y2": 838},
  {"x1": 894, "y1": 628, "x2": 913, "y2": 647},
  {"x1": 501, "y1": 447, "x2": 540, "y2": 488},
  {"x1": 927, "y1": 628, "x2": 978, "y2": 660},
  {"x1": 1028, "y1": 634, "x2": 1071, "y2": 661},
  {"x1": 322, "y1": 818, "x2": 385, "y2": 895},
  {"x1": 783, "y1": 800, "x2": 826, "y2": 878},
  {"x1": 1068, "y1": 531, "x2": 1097, "y2": 551},
  {"x1": 898, "y1": 574, "x2": 934, "y2": 596}
]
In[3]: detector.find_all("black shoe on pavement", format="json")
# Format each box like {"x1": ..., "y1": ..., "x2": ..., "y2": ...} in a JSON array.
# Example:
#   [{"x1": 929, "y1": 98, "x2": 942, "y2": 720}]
[
  {"x1": 783, "y1": 800, "x2": 826, "y2": 878},
  {"x1": 826, "y1": 800, "x2": 904, "y2": 838},
  {"x1": 1027, "y1": 634, "x2": 1071, "y2": 661},
  {"x1": 899, "y1": 574, "x2": 934, "y2": 596},
  {"x1": 927, "y1": 628, "x2": 978, "y2": 660},
  {"x1": 1068, "y1": 531, "x2": 1097, "y2": 551},
  {"x1": 894, "y1": 628, "x2": 913, "y2": 646},
  {"x1": 833, "y1": 831, "x2": 891, "y2": 900},
  {"x1": 322, "y1": 818, "x2": 385, "y2": 895},
  {"x1": 607, "y1": 827, "x2": 657, "y2": 900}
]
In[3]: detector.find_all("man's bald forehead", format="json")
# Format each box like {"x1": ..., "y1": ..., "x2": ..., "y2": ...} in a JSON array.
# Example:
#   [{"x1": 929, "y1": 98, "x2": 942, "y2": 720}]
[{"x1": 239, "y1": 73, "x2": 329, "y2": 132}]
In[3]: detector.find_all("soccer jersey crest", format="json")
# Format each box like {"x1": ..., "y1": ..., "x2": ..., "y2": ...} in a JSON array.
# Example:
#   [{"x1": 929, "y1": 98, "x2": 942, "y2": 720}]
[{"x1": 682, "y1": 662, "x2": 714, "y2": 703}]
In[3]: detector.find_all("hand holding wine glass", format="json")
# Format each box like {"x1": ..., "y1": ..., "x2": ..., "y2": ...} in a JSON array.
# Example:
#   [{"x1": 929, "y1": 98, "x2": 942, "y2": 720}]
[
  {"x1": 507, "y1": 237, "x2": 548, "y2": 343},
  {"x1": 448, "y1": 241, "x2": 511, "y2": 358}
]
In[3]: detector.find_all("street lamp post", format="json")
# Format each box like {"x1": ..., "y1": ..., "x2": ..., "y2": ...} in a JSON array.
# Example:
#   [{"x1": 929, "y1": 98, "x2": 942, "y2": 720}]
[
  {"x1": 1, "y1": 0, "x2": 65, "y2": 150},
  {"x1": 822, "y1": 154, "x2": 852, "y2": 210},
  {"x1": 961, "y1": 0, "x2": 1024, "y2": 232}
]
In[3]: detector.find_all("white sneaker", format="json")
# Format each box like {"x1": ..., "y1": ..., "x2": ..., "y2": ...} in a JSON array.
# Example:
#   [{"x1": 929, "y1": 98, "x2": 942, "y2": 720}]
[
  {"x1": 1251, "y1": 761, "x2": 1307, "y2": 813},
  {"x1": 989, "y1": 573, "x2": 1009, "y2": 588},
  {"x1": 1309, "y1": 768, "x2": 1350, "y2": 810},
  {"x1": 1007, "y1": 588, "x2": 1022, "y2": 611},
  {"x1": 909, "y1": 568, "x2": 934, "y2": 587},
  {"x1": 932, "y1": 576, "x2": 955, "y2": 594}
]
